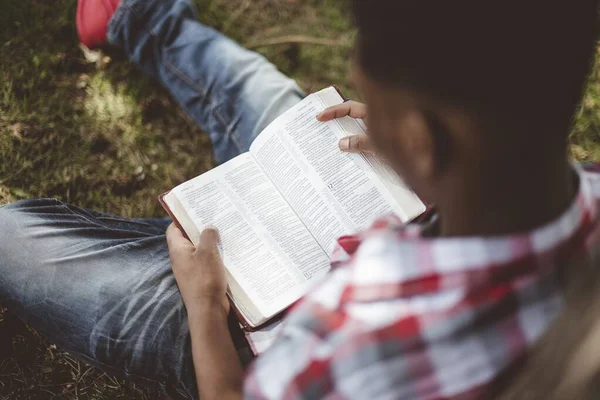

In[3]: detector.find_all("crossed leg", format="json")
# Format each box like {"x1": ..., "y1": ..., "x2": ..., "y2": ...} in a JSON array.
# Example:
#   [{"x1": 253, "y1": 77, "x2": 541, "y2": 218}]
[{"x1": 0, "y1": 0, "x2": 304, "y2": 398}]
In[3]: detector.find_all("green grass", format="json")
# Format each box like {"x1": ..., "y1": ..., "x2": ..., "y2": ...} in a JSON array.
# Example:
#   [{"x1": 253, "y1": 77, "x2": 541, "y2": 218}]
[
  {"x1": 1, "y1": 0, "x2": 600, "y2": 398},
  {"x1": 0, "y1": 0, "x2": 353, "y2": 398},
  {"x1": 572, "y1": 50, "x2": 600, "y2": 160}
]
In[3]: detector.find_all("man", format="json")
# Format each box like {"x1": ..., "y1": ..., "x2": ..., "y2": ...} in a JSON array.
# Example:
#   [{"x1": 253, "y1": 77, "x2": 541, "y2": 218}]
[{"x1": 1, "y1": 0, "x2": 599, "y2": 398}]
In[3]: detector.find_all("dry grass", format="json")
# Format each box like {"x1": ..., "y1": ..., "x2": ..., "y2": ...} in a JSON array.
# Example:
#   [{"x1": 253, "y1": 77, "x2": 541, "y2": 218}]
[{"x1": 1, "y1": 306, "x2": 153, "y2": 399}]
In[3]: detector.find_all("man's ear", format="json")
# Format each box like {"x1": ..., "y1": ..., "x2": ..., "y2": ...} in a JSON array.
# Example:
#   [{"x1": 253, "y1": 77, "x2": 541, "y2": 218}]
[
  {"x1": 398, "y1": 109, "x2": 437, "y2": 181},
  {"x1": 399, "y1": 108, "x2": 453, "y2": 181}
]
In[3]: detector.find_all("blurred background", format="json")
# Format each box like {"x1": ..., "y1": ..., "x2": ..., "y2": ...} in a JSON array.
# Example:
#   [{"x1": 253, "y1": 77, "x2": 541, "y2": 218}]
[{"x1": 0, "y1": 0, "x2": 599, "y2": 398}]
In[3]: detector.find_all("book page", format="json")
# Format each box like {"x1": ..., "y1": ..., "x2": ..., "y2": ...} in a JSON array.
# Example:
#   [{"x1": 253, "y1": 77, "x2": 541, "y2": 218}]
[
  {"x1": 250, "y1": 87, "x2": 425, "y2": 255},
  {"x1": 167, "y1": 154, "x2": 330, "y2": 324},
  {"x1": 329, "y1": 105, "x2": 426, "y2": 219},
  {"x1": 245, "y1": 318, "x2": 285, "y2": 355}
]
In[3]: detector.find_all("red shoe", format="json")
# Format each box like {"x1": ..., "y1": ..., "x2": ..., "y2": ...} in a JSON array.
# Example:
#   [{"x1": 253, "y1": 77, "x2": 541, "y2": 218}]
[{"x1": 77, "y1": 0, "x2": 121, "y2": 49}]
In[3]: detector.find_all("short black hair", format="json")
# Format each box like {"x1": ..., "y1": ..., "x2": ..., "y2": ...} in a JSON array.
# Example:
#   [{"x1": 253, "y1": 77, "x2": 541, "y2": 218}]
[{"x1": 352, "y1": 0, "x2": 599, "y2": 141}]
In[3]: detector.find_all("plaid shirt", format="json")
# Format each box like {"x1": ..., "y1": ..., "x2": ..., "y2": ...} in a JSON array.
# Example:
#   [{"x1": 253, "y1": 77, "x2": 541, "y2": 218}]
[{"x1": 243, "y1": 165, "x2": 600, "y2": 400}]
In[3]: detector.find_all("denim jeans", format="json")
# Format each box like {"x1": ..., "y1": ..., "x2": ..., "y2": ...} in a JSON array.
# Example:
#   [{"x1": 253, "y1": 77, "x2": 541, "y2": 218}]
[{"x1": 0, "y1": 0, "x2": 304, "y2": 398}]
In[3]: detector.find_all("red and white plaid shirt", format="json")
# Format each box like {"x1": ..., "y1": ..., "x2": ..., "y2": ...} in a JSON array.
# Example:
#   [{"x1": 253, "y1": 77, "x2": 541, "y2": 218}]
[{"x1": 243, "y1": 165, "x2": 600, "y2": 399}]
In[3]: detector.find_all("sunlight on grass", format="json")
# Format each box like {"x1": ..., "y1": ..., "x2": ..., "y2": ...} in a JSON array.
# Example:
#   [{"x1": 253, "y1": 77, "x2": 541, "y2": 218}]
[
  {"x1": 84, "y1": 73, "x2": 140, "y2": 140},
  {"x1": 0, "y1": 184, "x2": 14, "y2": 203}
]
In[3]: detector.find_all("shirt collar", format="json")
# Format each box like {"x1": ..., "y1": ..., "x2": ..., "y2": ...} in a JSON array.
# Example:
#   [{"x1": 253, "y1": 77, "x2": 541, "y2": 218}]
[{"x1": 340, "y1": 165, "x2": 598, "y2": 303}]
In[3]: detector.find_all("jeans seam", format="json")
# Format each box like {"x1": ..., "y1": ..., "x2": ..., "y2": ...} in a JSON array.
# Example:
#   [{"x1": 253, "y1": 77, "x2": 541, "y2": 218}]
[
  {"x1": 59, "y1": 204, "x2": 150, "y2": 237},
  {"x1": 225, "y1": 114, "x2": 245, "y2": 156},
  {"x1": 107, "y1": 1, "x2": 138, "y2": 44},
  {"x1": 94, "y1": 215, "x2": 167, "y2": 230},
  {"x1": 57, "y1": 205, "x2": 163, "y2": 241},
  {"x1": 163, "y1": 58, "x2": 245, "y2": 156},
  {"x1": 64, "y1": 207, "x2": 111, "y2": 228},
  {"x1": 163, "y1": 57, "x2": 207, "y2": 102}
]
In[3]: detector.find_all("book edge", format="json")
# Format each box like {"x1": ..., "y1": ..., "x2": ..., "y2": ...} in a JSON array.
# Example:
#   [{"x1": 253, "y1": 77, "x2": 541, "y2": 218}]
[{"x1": 159, "y1": 191, "x2": 275, "y2": 332}]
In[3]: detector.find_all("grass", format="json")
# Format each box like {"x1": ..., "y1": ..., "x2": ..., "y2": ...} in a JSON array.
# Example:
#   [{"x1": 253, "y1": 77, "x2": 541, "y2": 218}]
[
  {"x1": 0, "y1": 0, "x2": 599, "y2": 398},
  {"x1": 0, "y1": 0, "x2": 353, "y2": 398}
]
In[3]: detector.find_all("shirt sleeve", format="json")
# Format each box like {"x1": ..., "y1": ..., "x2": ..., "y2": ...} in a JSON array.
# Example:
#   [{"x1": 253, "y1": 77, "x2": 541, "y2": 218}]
[
  {"x1": 243, "y1": 296, "x2": 346, "y2": 399},
  {"x1": 242, "y1": 245, "x2": 359, "y2": 399}
]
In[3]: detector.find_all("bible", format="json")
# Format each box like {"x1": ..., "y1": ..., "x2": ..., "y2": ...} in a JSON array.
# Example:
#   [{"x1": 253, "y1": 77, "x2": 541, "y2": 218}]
[{"x1": 159, "y1": 87, "x2": 425, "y2": 331}]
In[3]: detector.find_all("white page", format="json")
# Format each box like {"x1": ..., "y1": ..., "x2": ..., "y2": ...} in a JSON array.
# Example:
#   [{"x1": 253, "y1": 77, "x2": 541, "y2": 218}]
[
  {"x1": 251, "y1": 124, "x2": 349, "y2": 255},
  {"x1": 250, "y1": 88, "x2": 425, "y2": 255},
  {"x1": 330, "y1": 106, "x2": 426, "y2": 219},
  {"x1": 168, "y1": 154, "x2": 330, "y2": 322},
  {"x1": 245, "y1": 319, "x2": 284, "y2": 355}
]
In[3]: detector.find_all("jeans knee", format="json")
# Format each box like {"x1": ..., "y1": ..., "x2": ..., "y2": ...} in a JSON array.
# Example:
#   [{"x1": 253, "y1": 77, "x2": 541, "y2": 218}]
[
  {"x1": 0, "y1": 198, "x2": 67, "y2": 301},
  {"x1": 0, "y1": 198, "x2": 63, "y2": 249},
  {"x1": 0, "y1": 201, "x2": 22, "y2": 241}
]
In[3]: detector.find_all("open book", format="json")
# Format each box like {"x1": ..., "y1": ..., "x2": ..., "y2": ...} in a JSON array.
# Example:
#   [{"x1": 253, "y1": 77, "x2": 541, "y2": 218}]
[{"x1": 160, "y1": 87, "x2": 425, "y2": 330}]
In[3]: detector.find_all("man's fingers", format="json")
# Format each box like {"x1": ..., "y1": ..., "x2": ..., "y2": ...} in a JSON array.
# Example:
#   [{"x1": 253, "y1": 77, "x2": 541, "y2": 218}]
[
  {"x1": 338, "y1": 135, "x2": 373, "y2": 153},
  {"x1": 167, "y1": 222, "x2": 185, "y2": 245},
  {"x1": 197, "y1": 226, "x2": 221, "y2": 255},
  {"x1": 317, "y1": 101, "x2": 367, "y2": 122},
  {"x1": 200, "y1": 226, "x2": 220, "y2": 244},
  {"x1": 167, "y1": 223, "x2": 194, "y2": 255}
]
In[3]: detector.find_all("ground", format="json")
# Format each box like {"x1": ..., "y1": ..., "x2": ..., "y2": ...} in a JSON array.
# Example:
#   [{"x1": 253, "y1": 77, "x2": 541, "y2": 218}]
[{"x1": 0, "y1": 0, "x2": 599, "y2": 399}]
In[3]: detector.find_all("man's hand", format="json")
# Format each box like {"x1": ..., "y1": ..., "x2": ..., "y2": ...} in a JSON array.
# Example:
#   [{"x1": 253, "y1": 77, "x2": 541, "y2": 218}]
[
  {"x1": 166, "y1": 223, "x2": 229, "y2": 315},
  {"x1": 167, "y1": 224, "x2": 243, "y2": 400},
  {"x1": 317, "y1": 100, "x2": 374, "y2": 154}
]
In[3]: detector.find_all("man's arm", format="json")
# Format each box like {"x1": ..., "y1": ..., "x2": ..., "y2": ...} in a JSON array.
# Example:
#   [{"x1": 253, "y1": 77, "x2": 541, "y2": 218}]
[
  {"x1": 188, "y1": 303, "x2": 243, "y2": 400},
  {"x1": 166, "y1": 224, "x2": 243, "y2": 400}
]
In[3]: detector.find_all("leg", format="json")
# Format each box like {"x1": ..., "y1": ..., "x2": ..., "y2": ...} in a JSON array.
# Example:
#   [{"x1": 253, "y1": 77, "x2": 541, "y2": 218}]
[
  {"x1": 107, "y1": 0, "x2": 304, "y2": 164},
  {"x1": 0, "y1": 199, "x2": 249, "y2": 399}
]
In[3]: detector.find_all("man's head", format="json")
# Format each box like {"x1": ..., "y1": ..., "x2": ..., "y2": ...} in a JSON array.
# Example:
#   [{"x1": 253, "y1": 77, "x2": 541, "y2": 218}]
[{"x1": 350, "y1": 0, "x2": 598, "y2": 209}]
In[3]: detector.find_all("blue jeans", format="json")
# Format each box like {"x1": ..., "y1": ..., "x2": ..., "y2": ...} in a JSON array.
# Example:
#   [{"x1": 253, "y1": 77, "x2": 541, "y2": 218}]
[{"x1": 0, "y1": 0, "x2": 304, "y2": 398}]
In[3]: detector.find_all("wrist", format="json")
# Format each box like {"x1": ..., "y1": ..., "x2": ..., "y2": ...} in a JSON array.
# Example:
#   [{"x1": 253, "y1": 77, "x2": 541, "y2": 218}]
[{"x1": 187, "y1": 298, "x2": 229, "y2": 321}]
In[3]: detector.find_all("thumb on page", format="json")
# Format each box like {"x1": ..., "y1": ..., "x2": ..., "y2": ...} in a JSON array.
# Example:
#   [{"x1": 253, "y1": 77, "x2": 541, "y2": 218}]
[
  {"x1": 339, "y1": 135, "x2": 374, "y2": 153},
  {"x1": 196, "y1": 226, "x2": 221, "y2": 256}
]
